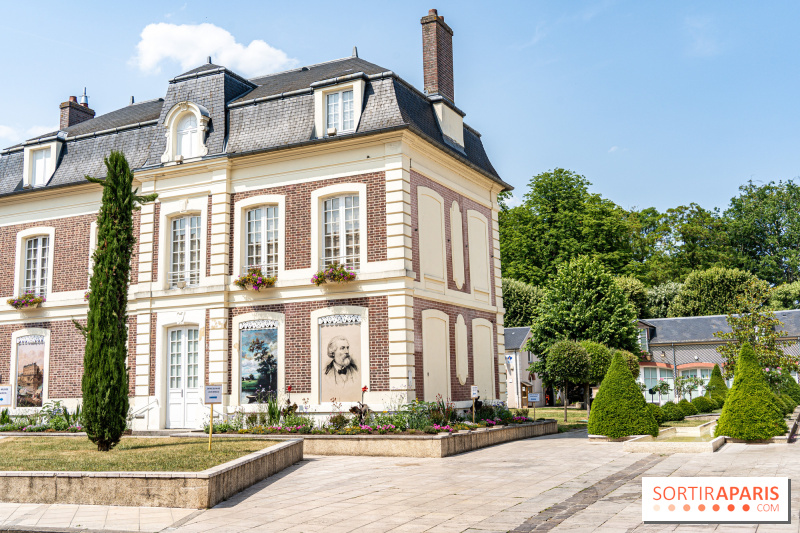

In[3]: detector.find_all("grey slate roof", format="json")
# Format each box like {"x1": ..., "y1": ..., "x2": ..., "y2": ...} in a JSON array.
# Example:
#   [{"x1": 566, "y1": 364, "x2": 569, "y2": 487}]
[
  {"x1": 241, "y1": 57, "x2": 387, "y2": 102},
  {"x1": 648, "y1": 341, "x2": 800, "y2": 367},
  {"x1": 645, "y1": 309, "x2": 800, "y2": 344},
  {"x1": 0, "y1": 56, "x2": 506, "y2": 197},
  {"x1": 504, "y1": 327, "x2": 531, "y2": 352}
]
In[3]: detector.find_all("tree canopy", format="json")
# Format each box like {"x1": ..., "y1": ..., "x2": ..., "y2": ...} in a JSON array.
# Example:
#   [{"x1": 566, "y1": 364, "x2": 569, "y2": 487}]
[
  {"x1": 501, "y1": 278, "x2": 544, "y2": 328},
  {"x1": 667, "y1": 267, "x2": 767, "y2": 318}
]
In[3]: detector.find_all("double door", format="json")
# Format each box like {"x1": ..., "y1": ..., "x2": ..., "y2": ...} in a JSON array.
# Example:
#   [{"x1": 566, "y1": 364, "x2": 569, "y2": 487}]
[{"x1": 167, "y1": 327, "x2": 201, "y2": 428}]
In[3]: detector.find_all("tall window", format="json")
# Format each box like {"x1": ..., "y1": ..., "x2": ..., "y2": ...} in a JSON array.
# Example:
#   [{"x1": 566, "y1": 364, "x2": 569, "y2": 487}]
[
  {"x1": 637, "y1": 329, "x2": 649, "y2": 352},
  {"x1": 326, "y1": 90, "x2": 354, "y2": 133},
  {"x1": 643, "y1": 367, "x2": 658, "y2": 396},
  {"x1": 176, "y1": 114, "x2": 198, "y2": 158},
  {"x1": 323, "y1": 195, "x2": 359, "y2": 270},
  {"x1": 169, "y1": 215, "x2": 201, "y2": 288},
  {"x1": 245, "y1": 206, "x2": 279, "y2": 277},
  {"x1": 31, "y1": 148, "x2": 50, "y2": 187},
  {"x1": 24, "y1": 236, "x2": 49, "y2": 295}
]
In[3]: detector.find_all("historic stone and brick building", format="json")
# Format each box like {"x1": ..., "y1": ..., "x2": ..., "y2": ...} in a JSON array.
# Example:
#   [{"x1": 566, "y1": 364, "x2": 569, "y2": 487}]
[{"x1": 0, "y1": 9, "x2": 510, "y2": 428}]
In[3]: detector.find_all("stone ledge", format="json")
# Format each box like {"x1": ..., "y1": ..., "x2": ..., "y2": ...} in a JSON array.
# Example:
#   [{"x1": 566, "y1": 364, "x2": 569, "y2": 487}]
[
  {"x1": 0, "y1": 438, "x2": 302, "y2": 509},
  {"x1": 174, "y1": 421, "x2": 558, "y2": 458}
]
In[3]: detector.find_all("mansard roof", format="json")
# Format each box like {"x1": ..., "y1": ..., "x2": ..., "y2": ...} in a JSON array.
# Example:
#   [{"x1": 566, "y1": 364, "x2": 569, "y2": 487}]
[{"x1": 0, "y1": 56, "x2": 507, "y2": 198}]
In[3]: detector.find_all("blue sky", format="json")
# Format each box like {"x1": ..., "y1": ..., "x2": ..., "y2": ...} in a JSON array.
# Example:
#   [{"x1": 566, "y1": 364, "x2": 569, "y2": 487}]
[{"x1": 1, "y1": 1, "x2": 798, "y2": 212}]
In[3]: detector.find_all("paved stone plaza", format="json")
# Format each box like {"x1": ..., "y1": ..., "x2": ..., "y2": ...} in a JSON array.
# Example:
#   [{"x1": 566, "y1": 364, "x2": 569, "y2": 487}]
[{"x1": 0, "y1": 431, "x2": 797, "y2": 532}]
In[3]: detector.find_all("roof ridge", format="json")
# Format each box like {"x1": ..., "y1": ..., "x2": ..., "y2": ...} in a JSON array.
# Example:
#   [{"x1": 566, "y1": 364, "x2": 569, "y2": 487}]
[
  {"x1": 129, "y1": 97, "x2": 164, "y2": 106},
  {"x1": 248, "y1": 56, "x2": 359, "y2": 82}
]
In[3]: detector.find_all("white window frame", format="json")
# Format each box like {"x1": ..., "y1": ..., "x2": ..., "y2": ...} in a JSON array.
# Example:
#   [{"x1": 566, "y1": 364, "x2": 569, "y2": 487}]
[
  {"x1": 176, "y1": 114, "x2": 199, "y2": 159},
  {"x1": 313, "y1": 80, "x2": 365, "y2": 139},
  {"x1": 22, "y1": 142, "x2": 61, "y2": 189},
  {"x1": 168, "y1": 214, "x2": 202, "y2": 288},
  {"x1": 232, "y1": 195, "x2": 286, "y2": 284},
  {"x1": 325, "y1": 89, "x2": 355, "y2": 134},
  {"x1": 244, "y1": 205, "x2": 280, "y2": 277},
  {"x1": 157, "y1": 197, "x2": 208, "y2": 291},
  {"x1": 638, "y1": 329, "x2": 649, "y2": 352},
  {"x1": 13, "y1": 227, "x2": 55, "y2": 299},
  {"x1": 160, "y1": 102, "x2": 210, "y2": 164},
  {"x1": 321, "y1": 194, "x2": 361, "y2": 271},
  {"x1": 310, "y1": 183, "x2": 367, "y2": 274}
]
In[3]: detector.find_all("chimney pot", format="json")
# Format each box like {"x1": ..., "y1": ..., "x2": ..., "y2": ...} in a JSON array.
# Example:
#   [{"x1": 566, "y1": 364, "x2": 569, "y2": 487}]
[
  {"x1": 69, "y1": 96, "x2": 77, "y2": 103},
  {"x1": 60, "y1": 91, "x2": 95, "y2": 129},
  {"x1": 421, "y1": 8, "x2": 455, "y2": 101}
]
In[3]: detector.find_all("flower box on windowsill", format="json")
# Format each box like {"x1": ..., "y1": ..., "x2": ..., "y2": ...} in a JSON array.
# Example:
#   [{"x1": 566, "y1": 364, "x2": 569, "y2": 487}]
[
  {"x1": 234, "y1": 268, "x2": 277, "y2": 291},
  {"x1": 311, "y1": 262, "x2": 357, "y2": 286},
  {"x1": 8, "y1": 293, "x2": 45, "y2": 310}
]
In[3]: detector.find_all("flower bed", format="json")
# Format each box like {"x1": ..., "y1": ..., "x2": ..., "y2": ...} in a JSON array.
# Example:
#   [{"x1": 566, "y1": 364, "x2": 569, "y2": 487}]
[
  {"x1": 7, "y1": 293, "x2": 45, "y2": 309},
  {"x1": 234, "y1": 268, "x2": 276, "y2": 291}
]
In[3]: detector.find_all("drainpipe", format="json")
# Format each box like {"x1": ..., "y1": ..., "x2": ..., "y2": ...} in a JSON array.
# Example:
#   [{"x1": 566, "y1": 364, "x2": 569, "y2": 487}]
[{"x1": 672, "y1": 343, "x2": 679, "y2": 400}]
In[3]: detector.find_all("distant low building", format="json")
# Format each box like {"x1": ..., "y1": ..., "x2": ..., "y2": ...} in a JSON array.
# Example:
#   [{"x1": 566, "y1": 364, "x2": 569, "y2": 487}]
[
  {"x1": 636, "y1": 309, "x2": 800, "y2": 404},
  {"x1": 503, "y1": 327, "x2": 545, "y2": 408}
]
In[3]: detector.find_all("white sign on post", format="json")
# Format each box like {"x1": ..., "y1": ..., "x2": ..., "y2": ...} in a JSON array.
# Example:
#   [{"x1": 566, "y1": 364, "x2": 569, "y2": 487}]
[
  {"x1": 204, "y1": 385, "x2": 223, "y2": 405},
  {"x1": 528, "y1": 393, "x2": 540, "y2": 403},
  {"x1": 471, "y1": 385, "x2": 479, "y2": 399},
  {"x1": 0, "y1": 386, "x2": 11, "y2": 407}
]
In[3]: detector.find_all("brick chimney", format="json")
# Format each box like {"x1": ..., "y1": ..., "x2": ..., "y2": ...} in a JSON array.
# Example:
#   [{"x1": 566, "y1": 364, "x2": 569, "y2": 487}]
[
  {"x1": 421, "y1": 8, "x2": 454, "y2": 101},
  {"x1": 60, "y1": 94, "x2": 95, "y2": 130}
]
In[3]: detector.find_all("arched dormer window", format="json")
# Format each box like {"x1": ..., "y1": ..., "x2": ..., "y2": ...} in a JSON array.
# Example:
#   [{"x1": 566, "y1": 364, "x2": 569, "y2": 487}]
[
  {"x1": 160, "y1": 101, "x2": 210, "y2": 164},
  {"x1": 176, "y1": 114, "x2": 198, "y2": 159}
]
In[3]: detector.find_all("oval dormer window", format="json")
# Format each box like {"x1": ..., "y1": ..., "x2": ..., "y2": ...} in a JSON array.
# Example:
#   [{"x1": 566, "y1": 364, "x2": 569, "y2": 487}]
[{"x1": 176, "y1": 114, "x2": 198, "y2": 159}]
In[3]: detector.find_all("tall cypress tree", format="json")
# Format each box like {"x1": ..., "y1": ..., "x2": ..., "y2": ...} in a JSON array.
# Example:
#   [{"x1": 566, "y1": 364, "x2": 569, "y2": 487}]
[{"x1": 82, "y1": 151, "x2": 156, "y2": 451}]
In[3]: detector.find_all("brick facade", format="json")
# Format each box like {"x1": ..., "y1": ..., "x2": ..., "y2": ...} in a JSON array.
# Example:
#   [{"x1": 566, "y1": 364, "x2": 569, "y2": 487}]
[
  {"x1": 228, "y1": 296, "x2": 389, "y2": 395},
  {"x1": 0, "y1": 214, "x2": 95, "y2": 297},
  {"x1": 410, "y1": 169, "x2": 495, "y2": 302},
  {"x1": 228, "y1": 172, "x2": 387, "y2": 273},
  {"x1": 413, "y1": 298, "x2": 498, "y2": 402}
]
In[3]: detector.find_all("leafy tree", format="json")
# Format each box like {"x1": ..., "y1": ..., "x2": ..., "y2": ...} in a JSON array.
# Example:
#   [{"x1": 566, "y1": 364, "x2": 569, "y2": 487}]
[
  {"x1": 535, "y1": 340, "x2": 590, "y2": 422},
  {"x1": 579, "y1": 340, "x2": 612, "y2": 418},
  {"x1": 767, "y1": 281, "x2": 800, "y2": 311},
  {"x1": 714, "y1": 280, "x2": 798, "y2": 376},
  {"x1": 714, "y1": 343, "x2": 787, "y2": 441},
  {"x1": 661, "y1": 204, "x2": 732, "y2": 280},
  {"x1": 668, "y1": 267, "x2": 768, "y2": 317},
  {"x1": 646, "y1": 282, "x2": 682, "y2": 319},
  {"x1": 498, "y1": 169, "x2": 635, "y2": 285},
  {"x1": 527, "y1": 256, "x2": 639, "y2": 357},
  {"x1": 501, "y1": 278, "x2": 544, "y2": 327},
  {"x1": 726, "y1": 180, "x2": 800, "y2": 285},
  {"x1": 615, "y1": 276, "x2": 648, "y2": 318},
  {"x1": 82, "y1": 151, "x2": 157, "y2": 451},
  {"x1": 587, "y1": 352, "x2": 658, "y2": 438}
]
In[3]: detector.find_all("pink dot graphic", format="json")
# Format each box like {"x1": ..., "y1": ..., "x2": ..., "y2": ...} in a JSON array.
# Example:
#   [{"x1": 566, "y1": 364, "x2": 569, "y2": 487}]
[
  {"x1": 683, "y1": 504, "x2": 691, "y2": 511},
  {"x1": 653, "y1": 505, "x2": 660, "y2": 512}
]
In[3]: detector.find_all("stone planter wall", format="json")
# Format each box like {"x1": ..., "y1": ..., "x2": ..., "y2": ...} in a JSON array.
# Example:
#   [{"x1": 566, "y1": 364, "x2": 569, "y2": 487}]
[{"x1": 0, "y1": 439, "x2": 302, "y2": 509}]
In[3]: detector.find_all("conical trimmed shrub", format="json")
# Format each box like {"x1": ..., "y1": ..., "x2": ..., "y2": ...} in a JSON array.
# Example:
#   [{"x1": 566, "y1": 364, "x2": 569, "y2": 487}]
[
  {"x1": 704, "y1": 364, "x2": 728, "y2": 400},
  {"x1": 588, "y1": 352, "x2": 658, "y2": 438},
  {"x1": 715, "y1": 343, "x2": 787, "y2": 441}
]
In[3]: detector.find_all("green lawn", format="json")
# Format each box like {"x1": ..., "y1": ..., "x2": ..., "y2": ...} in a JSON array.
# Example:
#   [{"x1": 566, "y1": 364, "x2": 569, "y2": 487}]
[
  {"x1": 0, "y1": 437, "x2": 279, "y2": 472},
  {"x1": 514, "y1": 407, "x2": 589, "y2": 432}
]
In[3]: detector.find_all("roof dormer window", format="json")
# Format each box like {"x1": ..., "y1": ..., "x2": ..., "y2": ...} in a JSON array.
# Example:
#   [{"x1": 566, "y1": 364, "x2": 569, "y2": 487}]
[
  {"x1": 160, "y1": 101, "x2": 210, "y2": 164},
  {"x1": 176, "y1": 114, "x2": 198, "y2": 159},
  {"x1": 326, "y1": 90, "x2": 354, "y2": 134},
  {"x1": 31, "y1": 148, "x2": 51, "y2": 188}
]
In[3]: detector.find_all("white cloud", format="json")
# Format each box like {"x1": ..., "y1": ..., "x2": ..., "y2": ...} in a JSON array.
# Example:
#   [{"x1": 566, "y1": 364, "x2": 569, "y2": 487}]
[
  {"x1": 131, "y1": 23, "x2": 297, "y2": 77},
  {"x1": 0, "y1": 125, "x2": 57, "y2": 146},
  {"x1": 608, "y1": 146, "x2": 619, "y2": 153},
  {"x1": 504, "y1": 195, "x2": 522, "y2": 208},
  {"x1": 516, "y1": 23, "x2": 548, "y2": 50},
  {"x1": 26, "y1": 125, "x2": 56, "y2": 138}
]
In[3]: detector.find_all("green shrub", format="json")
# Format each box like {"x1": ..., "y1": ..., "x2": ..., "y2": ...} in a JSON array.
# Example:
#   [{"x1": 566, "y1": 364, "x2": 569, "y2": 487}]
[
  {"x1": 781, "y1": 393, "x2": 797, "y2": 413},
  {"x1": 777, "y1": 373, "x2": 800, "y2": 404},
  {"x1": 704, "y1": 364, "x2": 729, "y2": 400},
  {"x1": 706, "y1": 397, "x2": 719, "y2": 410},
  {"x1": 773, "y1": 394, "x2": 790, "y2": 416},
  {"x1": 691, "y1": 396, "x2": 714, "y2": 413},
  {"x1": 610, "y1": 349, "x2": 641, "y2": 379},
  {"x1": 646, "y1": 403, "x2": 664, "y2": 425},
  {"x1": 715, "y1": 343, "x2": 787, "y2": 440},
  {"x1": 712, "y1": 394, "x2": 725, "y2": 409},
  {"x1": 587, "y1": 352, "x2": 658, "y2": 438},
  {"x1": 678, "y1": 399, "x2": 698, "y2": 416},
  {"x1": 660, "y1": 401, "x2": 685, "y2": 422}
]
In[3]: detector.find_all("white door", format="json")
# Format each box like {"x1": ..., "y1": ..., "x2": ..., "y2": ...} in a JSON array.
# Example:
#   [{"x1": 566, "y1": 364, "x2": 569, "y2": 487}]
[{"x1": 167, "y1": 328, "x2": 201, "y2": 428}]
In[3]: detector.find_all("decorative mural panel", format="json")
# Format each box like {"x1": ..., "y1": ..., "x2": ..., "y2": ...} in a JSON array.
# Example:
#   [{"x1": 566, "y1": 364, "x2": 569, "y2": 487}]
[
  {"x1": 320, "y1": 318, "x2": 362, "y2": 403},
  {"x1": 16, "y1": 335, "x2": 44, "y2": 407},
  {"x1": 240, "y1": 323, "x2": 278, "y2": 404}
]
